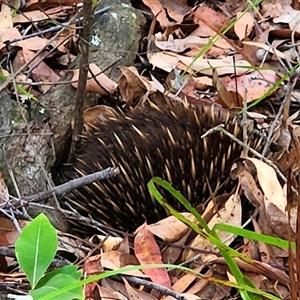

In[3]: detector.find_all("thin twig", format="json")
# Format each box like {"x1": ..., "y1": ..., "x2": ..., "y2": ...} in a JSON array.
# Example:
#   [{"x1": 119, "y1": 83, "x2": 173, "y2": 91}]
[
  {"x1": 21, "y1": 167, "x2": 120, "y2": 203},
  {"x1": 68, "y1": 0, "x2": 94, "y2": 162}
]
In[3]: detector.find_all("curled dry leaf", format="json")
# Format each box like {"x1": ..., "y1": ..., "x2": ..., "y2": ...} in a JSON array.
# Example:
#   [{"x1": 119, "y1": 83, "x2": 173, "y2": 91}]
[
  {"x1": 251, "y1": 217, "x2": 271, "y2": 264},
  {"x1": 277, "y1": 127, "x2": 291, "y2": 151},
  {"x1": 277, "y1": 143, "x2": 300, "y2": 174},
  {"x1": 234, "y1": 164, "x2": 264, "y2": 208},
  {"x1": 82, "y1": 254, "x2": 102, "y2": 297},
  {"x1": 148, "y1": 52, "x2": 252, "y2": 76},
  {"x1": 91, "y1": 235, "x2": 123, "y2": 253},
  {"x1": 0, "y1": 3, "x2": 13, "y2": 29},
  {"x1": 98, "y1": 286, "x2": 126, "y2": 300},
  {"x1": 146, "y1": 213, "x2": 196, "y2": 243},
  {"x1": 118, "y1": 66, "x2": 156, "y2": 106},
  {"x1": 123, "y1": 277, "x2": 140, "y2": 300},
  {"x1": 22, "y1": 47, "x2": 60, "y2": 92},
  {"x1": 211, "y1": 194, "x2": 242, "y2": 244},
  {"x1": 0, "y1": 28, "x2": 22, "y2": 50},
  {"x1": 244, "y1": 158, "x2": 286, "y2": 212},
  {"x1": 83, "y1": 254, "x2": 103, "y2": 275},
  {"x1": 14, "y1": 37, "x2": 47, "y2": 51},
  {"x1": 142, "y1": 0, "x2": 175, "y2": 28},
  {"x1": 192, "y1": 6, "x2": 230, "y2": 37},
  {"x1": 265, "y1": 201, "x2": 296, "y2": 241},
  {"x1": 154, "y1": 35, "x2": 211, "y2": 53},
  {"x1": 102, "y1": 278, "x2": 153, "y2": 300},
  {"x1": 243, "y1": 41, "x2": 286, "y2": 60},
  {"x1": 234, "y1": 12, "x2": 255, "y2": 41},
  {"x1": 183, "y1": 194, "x2": 241, "y2": 262},
  {"x1": 221, "y1": 69, "x2": 279, "y2": 103},
  {"x1": 212, "y1": 257, "x2": 289, "y2": 285},
  {"x1": 24, "y1": 0, "x2": 82, "y2": 11},
  {"x1": 288, "y1": 205, "x2": 298, "y2": 233},
  {"x1": 71, "y1": 63, "x2": 117, "y2": 95},
  {"x1": 161, "y1": 230, "x2": 191, "y2": 264},
  {"x1": 172, "y1": 266, "x2": 204, "y2": 293},
  {"x1": 213, "y1": 68, "x2": 236, "y2": 108},
  {"x1": 101, "y1": 251, "x2": 146, "y2": 277}
]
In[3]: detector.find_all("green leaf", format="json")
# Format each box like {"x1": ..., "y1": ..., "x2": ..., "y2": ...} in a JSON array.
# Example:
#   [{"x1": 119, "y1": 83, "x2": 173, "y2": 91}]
[
  {"x1": 30, "y1": 273, "x2": 83, "y2": 300},
  {"x1": 214, "y1": 223, "x2": 296, "y2": 250},
  {"x1": 15, "y1": 213, "x2": 58, "y2": 289},
  {"x1": 36, "y1": 265, "x2": 82, "y2": 288}
]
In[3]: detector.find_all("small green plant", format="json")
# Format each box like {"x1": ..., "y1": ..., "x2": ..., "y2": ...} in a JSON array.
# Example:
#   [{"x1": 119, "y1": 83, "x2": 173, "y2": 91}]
[
  {"x1": 148, "y1": 177, "x2": 286, "y2": 300},
  {"x1": 13, "y1": 193, "x2": 286, "y2": 300},
  {"x1": 15, "y1": 213, "x2": 83, "y2": 300}
]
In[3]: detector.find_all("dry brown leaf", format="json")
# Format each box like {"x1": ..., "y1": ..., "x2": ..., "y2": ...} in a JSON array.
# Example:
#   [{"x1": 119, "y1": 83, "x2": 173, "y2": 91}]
[
  {"x1": 162, "y1": 0, "x2": 190, "y2": 24},
  {"x1": 212, "y1": 257, "x2": 289, "y2": 285},
  {"x1": 142, "y1": 0, "x2": 174, "y2": 28},
  {"x1": 97, "y1": 286, "x2": 127, "y2": 300},
  {"x1": 13, "y1": 6, "x2": 71, "y2": 23},
  {"x1": 123, "y1": 277, "x2": 141, "y2": 300},
  {"x1": 22, "y1": 48, "x2": 60, "y2": 92},
  {"x1": 72, "y1": 63, "x2": 117, "y2": 95},
  {"x1": 0, "y1": 28, "x2": 22, "y2": 50},
  {"x1": 243, "y1": 41, "x2": 287, "y2": 60},
  {"x1": 244, "y1": 158, "x2": 286, "y2": 212},
  {"x1": 183, "y1": 194, "x2": 241, "y2": 262},
  {"x1": 172, "y1": 266, "x2": 203, "y2": 293},
  {"x1": 102, "y1": 278, "x2": 156, "y2": 300},
  {"x1": 277, "y1": 143, "x2": 300, "y2": 174},
  {"x1": 146, "y1": 213, "x2": 195, "y2": 243},
  {"x1": 186, "y1": 269, "x2": 227, "y2": 296},
  {"x1": 212, "y1": 68, "x2": 236, "y2": 108},
  {"x1": 92, "y1": 235, "x2": 123, "y2": 253},
  {"x1": 16, "y1": 37, "x2": 48, "y2": 51},
  {"x1": 0, "y1": 3, "x2": 13, "y2": 30},
  {"x1": 221, "y1": 69, "x2": 279, "y2": 103},
  {"x1": 0, "y1": 217, "x2": 16, "y2": 247},
  {"x1": 100, "y1": 251, "x2": 146, "y2": 277},
  {"x1": 82, "y1": 255, "x2": 103, "y2": 297},
  {"x1": 192, "y1": 6, "x2": 230, "y2": 37},
  {"x1": 134, "y1": 224, "x2": 172, "y2": 289},
  {"x1": 235, "y1": 165, "x2": 264, "y2": 208},
  {"x1": 251, "y1": 217, "x2": 271, "y2": 264},
  {"x1": 265, "y1": 201, "x2": 296, "y2": 241},
  {"x1": 161, "y1": 230, "x2": 190, "y2": 264},
  {"x1": 148, "y1": 51, "x2": 252, "y2": 75},
  {"x1": 210, "y1": 194, "x2": 241, "y2": 245},
  {"x1": 118, "y1": 66, "x2": 152, "y2": 106},
  {"x1": 154, "y1": 35, "x2": 210, "y2": 53},
  {"x1": 234, "y1": 12, "x2": 255, "y2": 41}
]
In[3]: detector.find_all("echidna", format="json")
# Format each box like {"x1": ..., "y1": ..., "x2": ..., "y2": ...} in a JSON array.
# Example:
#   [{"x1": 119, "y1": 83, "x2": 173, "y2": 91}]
[{"x1": 60, "y1": 97, "x2": 263, "y2": 232}]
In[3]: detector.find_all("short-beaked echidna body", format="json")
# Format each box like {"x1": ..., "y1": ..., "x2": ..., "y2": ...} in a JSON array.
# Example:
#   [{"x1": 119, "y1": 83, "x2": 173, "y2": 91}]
[{"x1": 61, "y1": 99, "x2": 263, "y2": 232}]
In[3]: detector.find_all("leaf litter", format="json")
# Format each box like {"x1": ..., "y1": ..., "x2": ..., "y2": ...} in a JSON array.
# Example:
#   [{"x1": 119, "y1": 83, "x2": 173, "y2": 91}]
[{"x1": 0, "y1": 0, "x2": 300, "y2": 299}]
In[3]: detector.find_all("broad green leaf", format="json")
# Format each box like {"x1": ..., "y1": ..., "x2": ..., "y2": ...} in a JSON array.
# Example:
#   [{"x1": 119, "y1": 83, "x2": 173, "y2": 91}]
[
  {"x1": 30, "y1": 273, "x2": 83, "y2": 300},
  {"x1": 37, "y1": 265, "x2": 82, "y2": 288},
  {"x1": 15, "y1": 213, "x2": 58, "y2": 289}
]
